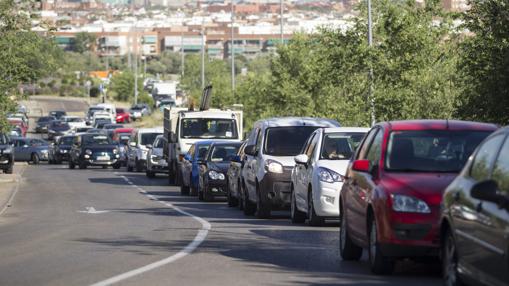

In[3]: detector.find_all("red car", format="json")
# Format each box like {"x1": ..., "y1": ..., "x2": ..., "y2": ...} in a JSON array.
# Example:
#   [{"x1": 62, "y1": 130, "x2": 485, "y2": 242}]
[
  {"x1": 115, "y1": 108, "x2": 130, "y2": 123},
  {"x1": 339, "y1": 120, "x2": 497, "y2": 275},
  {"x1": 8, "y1": 118, "x2": 28, "y2": 137}
]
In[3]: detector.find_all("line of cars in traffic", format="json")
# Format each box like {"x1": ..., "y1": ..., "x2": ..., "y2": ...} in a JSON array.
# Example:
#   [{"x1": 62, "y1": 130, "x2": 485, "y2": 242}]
[{"x1": 137, "y1": 115, "x2": 507, "y2": 286}]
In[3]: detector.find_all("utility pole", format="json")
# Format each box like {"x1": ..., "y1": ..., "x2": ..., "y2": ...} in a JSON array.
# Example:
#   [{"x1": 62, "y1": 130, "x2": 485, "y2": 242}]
[
  {"x1": 231, "y1": 0, "x2": 235, "y2": 96},
  {"x1": 367, "y1": 0, "x2": 375, "y2": 126},
  {"x1": 201, "y1": 26, "x2": 205, "y2": 90},
  {"x1": 280, "y1": 0, "x2": 284, "y2": 44},
  {"x1": 181, "y1": 30, "x2": 185, "y2": 77},
  {"x1": 134, "y1": 31, "x2": 139, "y2": 105}
]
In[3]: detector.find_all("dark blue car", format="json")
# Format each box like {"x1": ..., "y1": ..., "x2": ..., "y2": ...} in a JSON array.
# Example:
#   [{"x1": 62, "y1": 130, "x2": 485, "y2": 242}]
[
  {"x1": 180, "y1": 140, "x2": 214, "y2": 196},
  {"x1": 11, "y1": 137, "x2": 49, "y2": 164}
]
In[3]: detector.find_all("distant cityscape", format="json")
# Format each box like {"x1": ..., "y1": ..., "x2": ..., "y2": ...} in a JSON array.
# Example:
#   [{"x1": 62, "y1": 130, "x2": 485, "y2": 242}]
[{"x1": 33, "y1": 0, "x2": 471, "y2": 60}]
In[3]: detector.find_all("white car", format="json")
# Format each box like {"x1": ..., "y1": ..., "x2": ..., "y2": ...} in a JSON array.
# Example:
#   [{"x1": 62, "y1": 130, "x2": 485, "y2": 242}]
[
  {"x1": 92, "y1": 111, "x2": 113, "y2": 126},
  {"x1": 290, "y1": 127, "x2": 369, "y2": 226},
  {"x1": 62, "y1": 116, "x2": 87, "y2": 130},
  {"x1": 126, "y1": 127, "x2": 163, "y2": 172}
]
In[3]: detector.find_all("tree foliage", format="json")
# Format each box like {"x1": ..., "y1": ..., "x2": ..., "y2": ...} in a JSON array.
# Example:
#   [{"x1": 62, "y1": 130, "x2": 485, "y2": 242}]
[
  {"x1": 73, "y1": 32, "x2": 96, "y2": 54},
  {"x1": 455, "y1": 0, "x2": 509, "y2": 124},
  {"x1": 108, "y1": 71, "x2": 145, "y2": 103}
]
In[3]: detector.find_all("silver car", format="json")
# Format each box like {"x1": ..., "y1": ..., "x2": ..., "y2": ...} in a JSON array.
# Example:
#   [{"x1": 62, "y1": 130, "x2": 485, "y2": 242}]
[{"x1": 145, "y1": 135, "x2": 168, "y2": 178}]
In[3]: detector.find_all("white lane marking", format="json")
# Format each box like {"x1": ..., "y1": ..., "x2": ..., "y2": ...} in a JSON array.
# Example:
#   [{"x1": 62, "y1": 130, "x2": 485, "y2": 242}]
[
  {"x1": 77, "y1": 206, "x2": 110, "y2": 214},
  {"x1": 0, "y1": 165, "x2": 27, "y2": 216},
  {"x1": 90, "y1": 175, "x2": 211, "y2": 286}
]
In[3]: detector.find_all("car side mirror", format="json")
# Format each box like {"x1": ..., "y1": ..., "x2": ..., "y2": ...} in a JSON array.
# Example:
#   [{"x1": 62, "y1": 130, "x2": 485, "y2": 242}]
[
  {"x1": 244, "y1": 145, "x2": 257, "y2": 156},
  {"x1": 294, "y1": 154, "x2": 309, "y2": 165},
  {"x1": 471, "y1": 180, "x2": 505, "y2": 205},
  {"x1": 352, "y1": 159, "x2": 370, "y2": 172},
  {"x1": 129, "y1": 142, "x2": 137, "y2": 147}
]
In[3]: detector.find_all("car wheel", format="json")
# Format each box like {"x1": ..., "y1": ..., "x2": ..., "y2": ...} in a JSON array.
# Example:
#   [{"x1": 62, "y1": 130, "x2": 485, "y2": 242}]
[
  {"x1": 31, "y1": 153, "x2": 40, "y2": 165},
  {"x1": 369, "y1": 216, "x2": 394, "y2": 275},
  {"x1": 5, "y1": 164, "x2": 13, "y2": 174},
  {"x1": 339, "y1": 205, "x2": 362, "y2": 260},
  {"x1": 308, "y1": 190, "x2": 324, "y2": 226},
  {"x1": 291, "y1": 189, "x2": 306, "y2": 223},
  {"x1": 146, "y1": 170, "x2": 155, "y2": 178},
  {"x1": 135, "y1": 158, "x2": 143, "y2": 172},
  {"x1": 69, "y1": 160, "x2": 75, "y2": 169},
  {"x1": 255, "y1": 184, "x2": 271, "y2": 219},
  {"x1": 443, "y1": 228, "x2": 463, "y2": 286},
  {"x1": 242, "y1": 183, "x2": 256, "y2": 216}
]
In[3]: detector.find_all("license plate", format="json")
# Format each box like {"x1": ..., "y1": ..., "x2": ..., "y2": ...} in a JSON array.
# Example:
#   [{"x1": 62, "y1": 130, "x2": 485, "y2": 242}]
[{"x1": 97, "y1": 155, "x2": 110, "y2": 161}]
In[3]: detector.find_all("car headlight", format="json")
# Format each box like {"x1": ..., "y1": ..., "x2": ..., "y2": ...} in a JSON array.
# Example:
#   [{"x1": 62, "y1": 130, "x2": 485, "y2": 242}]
[
  {"x1": 318, "y1": 167, "x2": 344, "y2": 183},
  {"x1": 209, "y1": 170, "x2": 225, "y2": 180},
  {"x1": 391, "y1": 194, "x2": 431, "y2": 213},
  {"x1": 265, "y1": 159, "x2": 283, "y2": 174},
  {"x1": 49, "y1": 130, "x2": 56, "y2": 133},
  {"x1": 113, "y1": 148, "x2": 118, "y2": 154},
  {"x1": 2, "y1": 148, "x2": 12, "y2": 154},
  {"x1": 85, "y1": 149, "x2": 92, "y2": 155}
]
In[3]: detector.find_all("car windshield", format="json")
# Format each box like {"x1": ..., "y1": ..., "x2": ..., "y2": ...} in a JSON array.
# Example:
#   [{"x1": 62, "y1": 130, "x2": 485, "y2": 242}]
[
  {"x1": 117, "y1": 133, "x2": 131, "y2": 144},
  {"x1": 59, "y1": 137, "x2": 74, "y2": 145},
  {"x1": 196, "y1": 145, "x2": 210, "y2": 160},
  {"x1": 181, "y1": 118, "x2": 238, "y2": 139},
  {"x1": 154, "y1": 138, "x2": 164, "y2": 148},
  {"x1": 209, "y1": 145, "x2": 240, "y2": 162},
  {"x1": 66, "y1": 118, "x2": 82, "y2": 122},
  {"x1": 320, "y1": 132, "x2": 366, "y2": 160},
  {"x1": 385, "y1": 130, "x2": 492, "y2": 172},
  {"x1": 83, "y1": 135, "x2": 113, "y2": 145},
  {"x1": 38, "y1": 116, "x2": 54, "y2": 123},
  {"x1": 141, "y1": 132, "x2": 161, "y2": 146},
  {"x1": 264, "y1": 126, "x2": 320, "y2": 156},
  {"x1": 51, "y1": 121, "x2": 70, "y2": 129},
  {"x1": 116, "y1": 108, "x2": 125, "y2": 113}
]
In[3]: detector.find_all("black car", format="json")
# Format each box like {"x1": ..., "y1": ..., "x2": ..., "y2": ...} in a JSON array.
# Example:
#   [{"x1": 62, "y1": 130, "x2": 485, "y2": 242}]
[
  {"x1": 94, "y1": 119, "x2": 111, "y2": 129},
  {"x1": 69, "y1": 133, "x2": 121, "y2": 169},
  {"x1": 49, "y1": 110, "x2": 66, "y2": 120},
  {"x1": 103, "y1": 124, "x2": 124, "y2": 130},
  {"x1": 226, "y1": 141, "x2": 247, "y2": 208},
  {"x1": 197, "y1": 141, "x2": 242, "y2": 201},
  {"x1": 47, "y1": 120, "x2": 71, "y2": 141},
  {"x1": 49, "y1": 135, "x2": 74, "y2": 164},
  {"x1": 440, "y1": 127, "x2": 509, "y2": 286},
  {"x1": 0, "y1": 133, "x2": 14, "y2": 174},
  {"x1": 35, "y1": 116, "x2": 56, "y2": 133}
]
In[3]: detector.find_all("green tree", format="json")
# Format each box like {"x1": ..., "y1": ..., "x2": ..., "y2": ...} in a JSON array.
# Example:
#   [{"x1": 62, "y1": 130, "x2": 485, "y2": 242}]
[
  {"x1": 455, "y1": 0, "x2": 509, "y2": 124},
  {"x1": 109, "y1": 71, "x2": 144, "y2": 103},
  {"x1": 73, "y1": 32, "x2": 96, "y2": 53}
]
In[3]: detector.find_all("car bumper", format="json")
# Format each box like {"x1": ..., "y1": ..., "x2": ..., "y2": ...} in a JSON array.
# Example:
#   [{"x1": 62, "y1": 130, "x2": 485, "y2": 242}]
[
  {"x1": 379, "y1": 242, "x2": 439, "y2": 258},
  {"x1": 204, "y1": 181, "x2": 228, "y2": 196},
  {"x1": 259, "y1": 169, "x2": 292, "y2": 209},
  {"x1": 313, "y1": 181, "x2": 342, "y2": 217},
  {"x1": 84, "y1": 159, "x2": 119, "y2": 166}
]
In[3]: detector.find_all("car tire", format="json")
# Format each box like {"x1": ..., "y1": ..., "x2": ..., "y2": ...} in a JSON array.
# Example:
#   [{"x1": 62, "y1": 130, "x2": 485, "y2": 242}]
[
  {"x1": 146, "y1": 170, "x2": 155, "y2": 178},
  {"x1": 31, "y1": 153, "x2": 40, "y2": 165},
  {"x1": 443, "y1": 228, "x2": 463, "y2": 286},
  {"x1": 135, "y1": 158, "x2": 143, "y2": 172},
  {"x1": 255, "y1": 184, "x2": 271, "y2": 219},
  {"x1": 243, "y1": 184, "x2": 256, "y2": 216},
  {"x1": 369, "y1": 216, "x2": 394, "y2": 275},
  {"x1": 5, "y1": 164, "x2": 13, "y2": 174},
  {"x1": 339, "y1": 205, "x2": 363, "y2": 260},
  {"x1": 291, "y1": 190, "x2": 306, "y2": 223},
  {"x1": 69, "y1": 160, "x2": 75, "y2": 169},
  {"x1": 308, "y1": 190, "x2": 324, "y2": 226}
]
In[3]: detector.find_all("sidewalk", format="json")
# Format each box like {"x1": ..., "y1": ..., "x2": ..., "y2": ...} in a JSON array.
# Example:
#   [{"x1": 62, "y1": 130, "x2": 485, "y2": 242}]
[{"x1": 0, "y1": 163, "x2": 27, "y2": 216}]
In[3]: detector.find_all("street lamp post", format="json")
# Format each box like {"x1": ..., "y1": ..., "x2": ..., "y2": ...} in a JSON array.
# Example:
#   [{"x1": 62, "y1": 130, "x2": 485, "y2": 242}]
[
  {"x1": 367, "y1": 0, "x2": 375, "y2": 126},
  {"x1": 201, "y1": 27, "x2": 205, "y2": 90},
  {"x1": 231, "y1": 0, "x2": 235, "y2": 97}
]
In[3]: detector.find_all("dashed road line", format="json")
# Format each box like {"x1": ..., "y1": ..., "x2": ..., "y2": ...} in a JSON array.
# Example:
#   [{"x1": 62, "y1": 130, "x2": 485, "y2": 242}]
[{"x1": 90, "y1": 175, "x2": 211, "y2": 286}]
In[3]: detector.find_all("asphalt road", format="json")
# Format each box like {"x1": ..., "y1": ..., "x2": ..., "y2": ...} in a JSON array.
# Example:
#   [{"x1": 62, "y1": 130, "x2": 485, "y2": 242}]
[{"x1": 0, "y1": 97, "x2": 442, "y2": 285}]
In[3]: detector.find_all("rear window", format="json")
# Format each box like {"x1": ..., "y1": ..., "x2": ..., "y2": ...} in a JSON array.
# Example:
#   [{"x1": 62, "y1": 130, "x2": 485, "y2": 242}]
[
  {"x1": 320, "y1": 132, "x2": 366, "y2": 160},
  {"x1": 208, "y1": 145, "x2": 240, "y2": 162},
  {"x1": 83, "y1": 135, "x2": 113, "y2": 145},
  {"x1": 264, "y1": 126, "x2": 319, "y2": 156},
  {"x1": 141, "y1": 132, "x2": 162, "y2": 146},
  {"x1": 385, "y1": 130, "x2": 492, "y2": 172}
]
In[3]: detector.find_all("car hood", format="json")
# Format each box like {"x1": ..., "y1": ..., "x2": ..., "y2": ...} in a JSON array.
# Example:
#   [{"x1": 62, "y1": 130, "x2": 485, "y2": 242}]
[
  {"x1": 207, "y1": 162, "x2": 230, "y2": 173},
  {"x1": 266, "y1": 156, "x2": 296, "y2": 167},
  {"x1": 381, "y1": 172, "x2": 457, "y2": 206},
  {"x1": 316, "y1": 159, "x2": 350, "y2": 176}
]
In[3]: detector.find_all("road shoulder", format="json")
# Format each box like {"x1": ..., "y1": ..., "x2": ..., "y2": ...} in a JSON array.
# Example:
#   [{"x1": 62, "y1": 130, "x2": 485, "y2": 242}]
[{"x1": 0, "y1": 163, "x2": 27, "y2": 216}]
